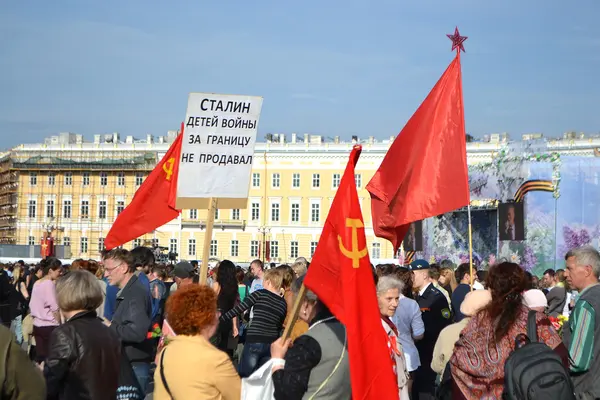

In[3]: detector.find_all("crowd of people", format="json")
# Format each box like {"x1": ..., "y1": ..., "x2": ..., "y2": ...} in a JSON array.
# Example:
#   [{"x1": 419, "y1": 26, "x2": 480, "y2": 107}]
[{"x1": 0, "y1": 244, "x2": 598, "y2": 399}]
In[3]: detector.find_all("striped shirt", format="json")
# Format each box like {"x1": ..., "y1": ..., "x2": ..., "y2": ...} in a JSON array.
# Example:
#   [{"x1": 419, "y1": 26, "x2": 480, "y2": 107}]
[
  {"x1": 221, "y1": 289, "x2": 287, "y2": 343},
  {"x1": 568, "y1": 295, "x2": 596, "y2": 373}
]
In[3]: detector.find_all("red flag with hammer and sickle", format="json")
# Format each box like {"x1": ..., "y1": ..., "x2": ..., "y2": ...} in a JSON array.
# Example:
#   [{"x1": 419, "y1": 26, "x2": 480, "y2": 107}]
[
  {"x1": 105, "y1": 124, "x2": 183, "y2": 250},
  {"x1": 304, "y1": 145, "x2": 399, "y2": 400}
]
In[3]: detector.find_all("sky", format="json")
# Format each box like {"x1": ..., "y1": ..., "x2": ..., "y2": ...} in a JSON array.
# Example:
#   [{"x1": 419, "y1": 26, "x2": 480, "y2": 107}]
[{"x1": 1, "y1": 1, "x2": 600, "y2": 148}]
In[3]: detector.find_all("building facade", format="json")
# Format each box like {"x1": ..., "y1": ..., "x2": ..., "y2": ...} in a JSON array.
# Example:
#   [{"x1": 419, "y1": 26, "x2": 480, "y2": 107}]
[{"x1": 1, "y1": 131, "x2": 598, "y2": 262}]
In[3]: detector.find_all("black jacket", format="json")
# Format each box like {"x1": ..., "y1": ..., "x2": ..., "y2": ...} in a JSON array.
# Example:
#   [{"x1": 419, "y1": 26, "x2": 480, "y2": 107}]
[
  {"x1": 111, "y1": 274, "x2": 152, "y2": 362},
  {"x1": 44, "y1": 311, "x2": 120, "y2": 400}
]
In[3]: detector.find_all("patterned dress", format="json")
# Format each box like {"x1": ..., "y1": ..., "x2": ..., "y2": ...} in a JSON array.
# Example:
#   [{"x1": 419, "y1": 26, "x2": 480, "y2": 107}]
[{"x1": 449, "y1": 305, "x2": 562, "y2": 399}]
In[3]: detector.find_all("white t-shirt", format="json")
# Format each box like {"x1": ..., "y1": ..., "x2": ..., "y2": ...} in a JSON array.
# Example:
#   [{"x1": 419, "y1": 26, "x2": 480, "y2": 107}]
[
  {"x1": 392, "y1": 295, "x2": 424, "y2": 372},
  {"x1": 250, "y1": 278, "x2": 264, "y2": 293}
]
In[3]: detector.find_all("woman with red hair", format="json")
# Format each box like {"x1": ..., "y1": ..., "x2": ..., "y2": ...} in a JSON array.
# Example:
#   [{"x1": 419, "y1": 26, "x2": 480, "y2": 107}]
[{"x1": 154, "y1": 285, "x2": 240, "y2": 399}]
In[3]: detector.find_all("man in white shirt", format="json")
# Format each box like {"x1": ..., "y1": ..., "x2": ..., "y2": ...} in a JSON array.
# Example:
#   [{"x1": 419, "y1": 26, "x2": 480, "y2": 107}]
[{"x1": 249, "y1": 259, "x2": 265, "y2": 293}]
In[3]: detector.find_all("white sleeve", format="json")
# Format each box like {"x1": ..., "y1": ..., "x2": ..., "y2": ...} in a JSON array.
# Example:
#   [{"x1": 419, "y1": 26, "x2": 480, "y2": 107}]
[{"x1": 411, "y1": 300, "x2": 425, "y2": 336}]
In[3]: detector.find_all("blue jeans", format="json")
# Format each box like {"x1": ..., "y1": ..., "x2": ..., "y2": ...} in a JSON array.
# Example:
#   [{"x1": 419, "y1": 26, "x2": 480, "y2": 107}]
[
  {"x1": 131, "y1": 362, "x2": 150, "y2": 394},
  {"x1": 238, "y1": 342, "x2": 271, "y2": 378},
  {"x1": 10, "y1": 315, "x2": 22, "y2": 345}
]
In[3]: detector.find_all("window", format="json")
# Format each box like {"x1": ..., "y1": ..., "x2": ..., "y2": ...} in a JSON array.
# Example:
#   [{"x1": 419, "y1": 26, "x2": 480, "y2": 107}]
[
  {"x1": 46, "y1": 200, "x2": 55, "y2": 218},
  {"x1": 251, "y1": 202, "x2": 260, "y2": 221},
  {"x1": 210, "y1": 240, "x2": 218, "y2": 257},
  {"x1": 117, "y1": 172, "x2": 125, "y2": 186},
  {"x1": 250, "y1": 240, "x2": 259, "y2": 258},
  {"x1": 63, "y1": 200, "x2": 72, "y2": 219},
  {"x1": 252, "y1": 173, "x2": 260, "y2": 188},
  {"x1": 272, "y1": 173, "x2": 280, "y2": 188},
  {"x1": 332, "y1": 173, "x2": 341, "y2": 188},
  {"x1": 151, "y1": 238, "x2": 159, "y2": 247},
  {"x1": 169, "y1": 239, "x2": 178, "y2": 254},
  {"x1": 310, "y1": 241, "x2": 318, "y2": 257},
  {"x1": 271, "y1": 203, "x2": 280, "y2": 222},
  {"x1": 372, "y1": 243, "x2": 381, "y2": 259},
  {"x1": 135, "y1": 173, "x2": 144, "y2": 186},
  {"x1": 64, "y1": 172, "x2": 72, "y2": 186},
  {"x1": 82, "y1": 172, "x2": 90, "y2": 186},
  {"x1": 292, "y1": 173, "x2": 300, "y2": 188},
  {"x1": 133, "y1": 238, "x2": 141, "y2": 248},
  {"x1": 28, "y1": 236, "x2": 35, "y2": 246},
  {"x1": 311, "y1": 203, "x2": 320, "y2": 222},
  {"x1": 81, "y1": 237, "x2": 88, "y2": 254},
  {"x1": 231, "y1": 209, "x2": 240, "y2": 220},
  {"x1": 188, "y1": 239, "x2": 196, "y2": 256},
  {"x1": 98, "y1": 237, "x2": 105, "y2": 252},
  {"x1": 81, "y1": 201, "x2": 89, "y2": 219},
  {"x1": 355, "y1": 174, "x2": 362, "y2": 188},
  {"x1": 231, "y1": 240, "x2": 239, "y2": 257},
  {"x1": 48, "y1": 173, "x2": 56, "y2": 186},
  {"x1": 270, "y1": 241, "x2": 279, "y2": 258},
  {"x1": 100, "y1": 172, "x2": 108, "y2": 186},
  {"x1": 28, "y1": 200, "x2": 36, "y2": 218},
  {"x1": 312, "y1": 173, "x2": 320, "y2": 188},
  {"x1": 290, "y1": 241, "x2": 299, "y2": 259},
  {"x1": 291, "y1": 203, "x2": 300, "y2": 223},
  {"x1": 98, "y1": 200, "x2": 107, "y2": 219},
  {"x1": 214, "y1": 209, "x2": 219, "y2": 220},
  {"x1": 63, "y1": 237, "x2": 70, "y2": 247},
  {"x1": 190, "y1": 209, "x2": 197, "y2": 219},
  {"x1": 116, "y1": 200, "x2": 125, "y2": 215},
  {"x1": 29, "y1": 172, "x2": 37, "y2": 186}
]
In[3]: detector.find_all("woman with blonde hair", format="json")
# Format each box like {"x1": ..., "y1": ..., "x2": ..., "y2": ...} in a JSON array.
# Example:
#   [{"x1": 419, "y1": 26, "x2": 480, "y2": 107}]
[
  {"x1": 439, "y1": 267, "x2": 458, "y2": 293},
  {"x1": 44, "y1": 270, "x2": 121, "y2": 399},
  {"x1": 221, "y1": 268, "x2": 288, "y2": 377},
  {"x1": 277, "y1": 265, "x2": 309, "y2": 342}
]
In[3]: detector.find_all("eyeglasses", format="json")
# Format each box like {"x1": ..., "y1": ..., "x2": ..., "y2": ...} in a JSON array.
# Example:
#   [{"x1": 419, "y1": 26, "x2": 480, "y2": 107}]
[{"x1": 104, "y1": 262, "x2": 124, "y2": 274}]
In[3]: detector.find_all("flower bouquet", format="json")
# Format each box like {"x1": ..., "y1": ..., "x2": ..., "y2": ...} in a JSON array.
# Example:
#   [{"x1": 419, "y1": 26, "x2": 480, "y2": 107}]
[
  {"x1": 147, "y1": 323, "x2": 162, "y2": 339},
  {"x1": 548, "y1": 315, "x2": 568, "y2": 336},
  {"x1": 154, "y1": 319, "x2": 176, "y2": 364}
]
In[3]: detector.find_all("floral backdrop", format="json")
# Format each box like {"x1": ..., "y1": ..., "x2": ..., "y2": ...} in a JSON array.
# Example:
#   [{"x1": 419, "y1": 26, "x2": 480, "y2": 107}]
[{"x1": 413, "y1": 141, "x2": 600, "y2": 277}]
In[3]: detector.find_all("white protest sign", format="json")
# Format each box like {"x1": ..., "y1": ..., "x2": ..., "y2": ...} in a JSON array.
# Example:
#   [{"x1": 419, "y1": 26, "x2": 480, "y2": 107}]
[{"x1": 176, "y1": 93, "x2": 263, "y2": 209}]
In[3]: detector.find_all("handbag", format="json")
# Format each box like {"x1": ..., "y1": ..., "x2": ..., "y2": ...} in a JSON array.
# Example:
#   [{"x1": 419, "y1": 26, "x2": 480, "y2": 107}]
[{"x1": 241, "y1": 359, "x2": 276, "y2": 400}]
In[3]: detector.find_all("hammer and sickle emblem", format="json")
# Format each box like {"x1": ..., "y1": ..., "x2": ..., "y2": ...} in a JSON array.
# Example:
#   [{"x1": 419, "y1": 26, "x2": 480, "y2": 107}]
[
  {"x1": 162, "y1": 158, "x2": 175, "y2": 181},
  {"x1": 338, "y1": 218, "x2": 368, "y2": 268}
]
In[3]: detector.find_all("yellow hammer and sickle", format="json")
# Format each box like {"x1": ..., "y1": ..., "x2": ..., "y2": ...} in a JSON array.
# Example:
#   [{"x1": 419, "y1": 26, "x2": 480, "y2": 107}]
[
  {"x1": 162, "y1": 158, "x2": 175, "y2": 181},
  {"x1": 338, "y1": 218, "x2": 368, "y2": 268}
]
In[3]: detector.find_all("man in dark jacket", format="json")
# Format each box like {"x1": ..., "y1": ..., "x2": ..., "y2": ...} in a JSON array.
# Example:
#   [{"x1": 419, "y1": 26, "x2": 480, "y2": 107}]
[
  {"x1": 102, "y1": 248, "x2": 152, "y2": 394},
  {"x1": 543, "y1": 269, "x2": 567, "y2": 317}
]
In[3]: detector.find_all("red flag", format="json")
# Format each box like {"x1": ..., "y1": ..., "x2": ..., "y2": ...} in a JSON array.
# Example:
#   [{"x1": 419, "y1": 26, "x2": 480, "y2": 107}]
[
  {"x1": 366, "y1": 53, "x2": 470, "y2": 251},
  {"x1": 304, "y1": 145, "x2": 399, "y2": 400},
  {"x1": 105, "y1": 126, "x2": 183, "y2": 249}
]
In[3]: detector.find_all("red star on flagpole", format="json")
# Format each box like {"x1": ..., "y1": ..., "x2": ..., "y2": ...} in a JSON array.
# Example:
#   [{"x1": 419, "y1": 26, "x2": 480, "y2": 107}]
[{"x1": 447, "y1": 27, "x2": 467, "y2": 53}]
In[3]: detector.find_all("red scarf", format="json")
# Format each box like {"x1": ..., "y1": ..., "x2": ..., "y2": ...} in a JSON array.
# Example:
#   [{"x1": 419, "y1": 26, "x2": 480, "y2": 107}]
[{"x1": 381, "y1": 316, "x2": 401, "y2": 381}]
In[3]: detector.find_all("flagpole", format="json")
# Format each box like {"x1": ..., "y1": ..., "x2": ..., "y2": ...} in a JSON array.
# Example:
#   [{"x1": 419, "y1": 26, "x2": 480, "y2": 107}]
[
  {"x1": 199, "y1": 198, "x2": 217, "y2": 285},
  {"x1": 468, "y1": 203, "x2": 474, "y2": 291}
]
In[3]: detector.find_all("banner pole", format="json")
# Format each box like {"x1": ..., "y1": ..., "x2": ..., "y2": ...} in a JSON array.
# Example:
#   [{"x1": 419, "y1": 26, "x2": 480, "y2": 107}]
[
  {"x1": 200, "y1": 198, "x2": 217, "y2": 285},
  {"x1": 468, "y1": 203, "x2": 474, "y2": 291}
]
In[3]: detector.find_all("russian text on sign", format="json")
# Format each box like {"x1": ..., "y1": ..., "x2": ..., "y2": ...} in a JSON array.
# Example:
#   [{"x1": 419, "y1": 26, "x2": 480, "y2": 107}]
[{"x1": 176, "y1": 92, "x2": 263, "y2": 208}]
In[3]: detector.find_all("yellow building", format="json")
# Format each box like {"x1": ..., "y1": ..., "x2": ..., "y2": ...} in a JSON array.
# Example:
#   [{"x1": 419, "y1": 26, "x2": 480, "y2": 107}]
[{"x1": 0, "y1": 131, "x2": 597, "y2": 263}]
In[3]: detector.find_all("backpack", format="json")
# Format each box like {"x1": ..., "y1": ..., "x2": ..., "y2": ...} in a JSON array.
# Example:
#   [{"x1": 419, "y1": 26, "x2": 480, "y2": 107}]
[{"x1": 503, "y1": 310, "x2": 575, "y2": 400}]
